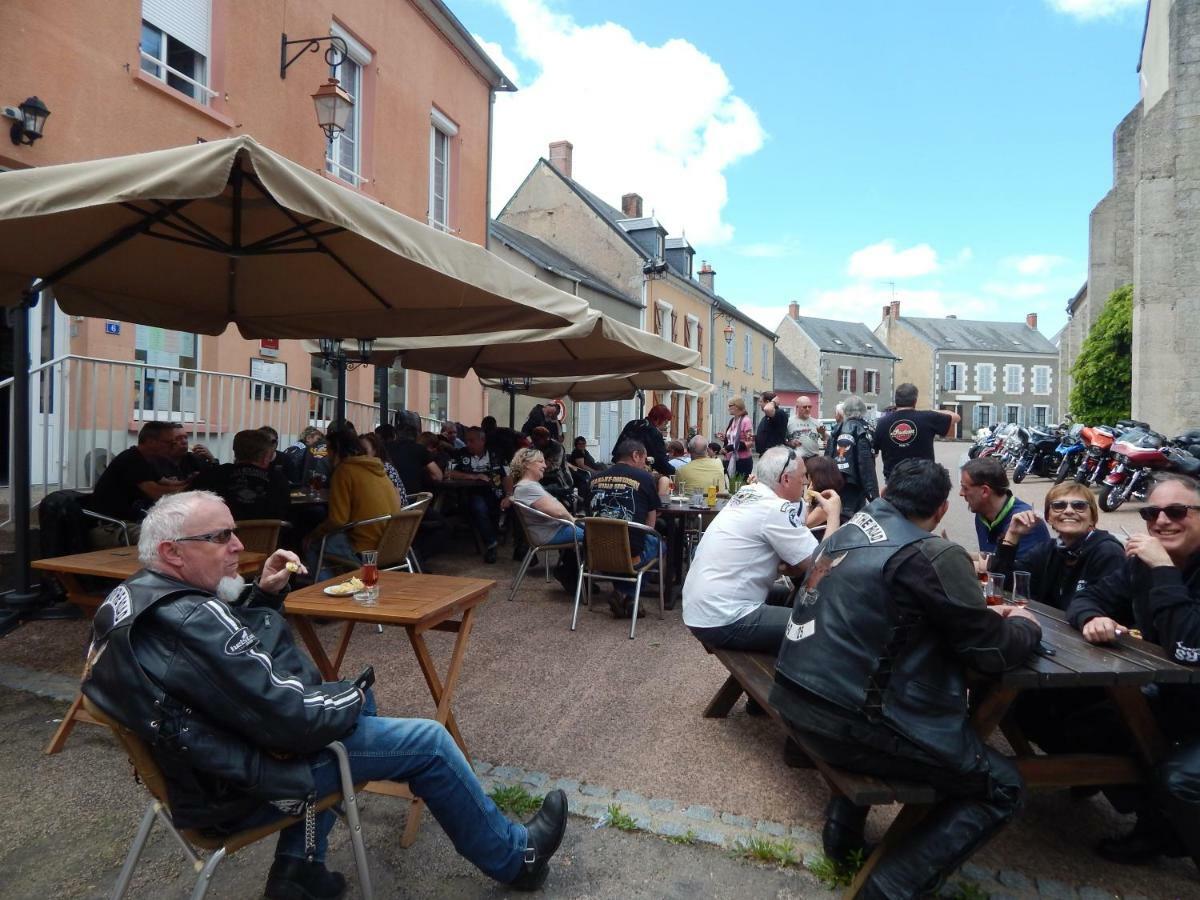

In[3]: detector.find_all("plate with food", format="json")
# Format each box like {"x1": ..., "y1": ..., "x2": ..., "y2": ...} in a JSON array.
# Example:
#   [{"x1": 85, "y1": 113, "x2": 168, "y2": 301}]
[{"x1": 324, "y1": 577, "x2": 365, "y2": 597}]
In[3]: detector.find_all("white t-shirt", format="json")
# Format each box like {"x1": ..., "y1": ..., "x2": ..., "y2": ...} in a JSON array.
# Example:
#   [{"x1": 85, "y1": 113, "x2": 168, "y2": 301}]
[
  {"x1": 682, "y1": 482, "x2": 818, "y2": 629},
  {"x1": 787, "y1": 415, "x2": 823, "y2": 457}
]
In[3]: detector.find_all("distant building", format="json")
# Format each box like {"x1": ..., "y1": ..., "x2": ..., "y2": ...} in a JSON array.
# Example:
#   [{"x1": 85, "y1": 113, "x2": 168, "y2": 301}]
[
  {"x1": 772, "y1": 349, "x2": 821, "y2": 418},
  {"x1": 775, "y1": 303, "x2": 898, "y2": 420},
  {"x1": 876, "y1": 302, "x2": 1059, "y2": 438}
]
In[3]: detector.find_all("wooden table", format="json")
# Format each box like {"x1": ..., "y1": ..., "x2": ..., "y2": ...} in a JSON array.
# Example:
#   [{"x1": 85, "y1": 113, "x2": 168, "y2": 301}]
[
  {"x1": 656, "y1": 505, "x2": 720, "y2": 604},
  {"x1": 847, "y1": 600, "x2": 1200, "y2": 896},
  {"x1": 285, "y1": 570, "x2": 494, "y2": 846},
  {"x1": 289, "y1": 488, "x2": 329, "y2": 506},
  {"x1": 31, "y1": 547, "x2": 267, "y2": 754}
]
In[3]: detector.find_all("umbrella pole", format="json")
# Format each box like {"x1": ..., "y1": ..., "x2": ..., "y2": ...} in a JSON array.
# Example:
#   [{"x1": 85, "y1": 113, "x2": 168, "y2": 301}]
[
  {"x1": 508, "y1": 389, "x2": 515, "y2": 430},
  {"x1": 335, "y1": 364, "x2": 347, "y2": 427}
]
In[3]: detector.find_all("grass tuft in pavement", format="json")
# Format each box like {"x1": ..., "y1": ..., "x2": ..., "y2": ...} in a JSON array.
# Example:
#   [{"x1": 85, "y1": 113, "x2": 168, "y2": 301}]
[
  {"x1": 489, "y1": 784, "x2": 543, "y2": 816},
  {"x1": 806, "y1": 847, "x2": 864, "y2": 887},
  {"x1": 605, "y1": 803, "x2": 640, "y2": 832},
  {"x1": 735, "y1": 836, "x2": 800, "y2": 868},
  {"x1": 664, "y1": 828, "x2": 698, "y2": 846}
]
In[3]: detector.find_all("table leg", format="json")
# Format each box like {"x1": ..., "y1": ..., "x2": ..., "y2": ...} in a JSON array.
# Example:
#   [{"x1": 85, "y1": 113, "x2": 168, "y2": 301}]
[
  {"x1": 331, "y1": 622, "x2": 357, "y2": 678},
  {"x1": 969, "y1": 685, "x2": 1019, "y2": 740},
  {"x1": 405, "y1": 608, "x2": 476, "y2": 755},
  {"x1": 844, "y1": 803, "x2": 928, "y2": 899},
  {"x1": 44, "y1": 693, "x2": 99, "y2": 755},
  {"x1": 1107, "y1": 684, "x2": 1171, "y2": 767},
  {"x1": 702, "y1": 675, "x2": 744, "y2": 718},
  {"x1": 289, "y1": 615, "x2": 338, "y2": 680}
]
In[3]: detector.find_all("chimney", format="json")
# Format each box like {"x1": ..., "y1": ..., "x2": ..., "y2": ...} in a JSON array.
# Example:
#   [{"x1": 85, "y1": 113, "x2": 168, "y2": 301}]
[
  {"x1": 890, "y1": 300, "x2": 900, "y2": 319},
  {"x1": 548, "y1": 140, "x2": 573, "y2": 179},
  {"x1": 946, "y1": 314, "x2": 957, "y2": 319},
  {"x1": 698, "y1": 260, "x2": 715, "y2": 292},
  {"x1": 882, "y1": 304, "x2": 891, "y2": 323},
  {"x1": 1026, "y1": 312, "x2": 1038, "y2": 330},
  {"x1": 621, "y1": 193, "x2": 643, "y2": 218},
  {"x1": 788, "y1": 301, "x2": 800, "y2": 321}
]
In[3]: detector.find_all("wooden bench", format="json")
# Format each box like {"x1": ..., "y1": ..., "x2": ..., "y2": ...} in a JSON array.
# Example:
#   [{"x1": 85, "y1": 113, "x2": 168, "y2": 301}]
[{"x1": 703, "y1": 646, "x2": 937, "y2": 897}]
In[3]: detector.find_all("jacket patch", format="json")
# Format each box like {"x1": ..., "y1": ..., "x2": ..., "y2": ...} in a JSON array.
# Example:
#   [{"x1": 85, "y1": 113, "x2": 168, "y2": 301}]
[
  {"x1": 100, "y1": 585, "x2": 132, "y2": 626},
  {"x1": 849, "y1": 512, "x2": 887, "y2": 543},
  {"x1": 785, "y1": 619, "x2": 816, "y2": 641},
  {"x1": 1175, "y1": 642, "x2": 1200, "y2": 664},
  {"x1": 786, "y1": 503, "x2": 803, "y2": 527},
  {"x1": 224, "y1": 627, "x2": 257, "y2": 656}
]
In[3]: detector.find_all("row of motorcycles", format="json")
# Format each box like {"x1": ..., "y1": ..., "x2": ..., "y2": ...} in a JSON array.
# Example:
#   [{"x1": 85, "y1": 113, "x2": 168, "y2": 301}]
[{"x1": 967, "y1": 418, "x2": 1200, "y2": 512}]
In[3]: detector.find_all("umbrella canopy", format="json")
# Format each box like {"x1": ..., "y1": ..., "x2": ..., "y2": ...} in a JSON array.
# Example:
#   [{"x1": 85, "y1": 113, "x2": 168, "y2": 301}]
[
  {"x1": 0, "y1": 135, "x2": 587, "y2": 337},
  {"x1": 339, "y1": 310, "x2": 699, "y2": 378},
  {"x1": 480, "y1": 368, "x2": 714, "y2": 402}
]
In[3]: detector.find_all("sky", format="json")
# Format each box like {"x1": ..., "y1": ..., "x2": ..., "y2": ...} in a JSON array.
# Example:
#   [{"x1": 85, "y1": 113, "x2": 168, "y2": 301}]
[{"x1": 453, "y1": 0, "x2": 1149, "y2": 339}]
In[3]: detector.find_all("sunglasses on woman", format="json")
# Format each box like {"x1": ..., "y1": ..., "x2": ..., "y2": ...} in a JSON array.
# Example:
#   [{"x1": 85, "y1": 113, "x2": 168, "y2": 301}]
[
  {"x1": 1138, "y1": 504, "x2": 1200, "y2": 523},
  {"x1": 174, "y1": 528, "x2": 239, "y2": 544},
  {"x1": 1048, "y1": 499, "x2": 1090, "y2": 513}
]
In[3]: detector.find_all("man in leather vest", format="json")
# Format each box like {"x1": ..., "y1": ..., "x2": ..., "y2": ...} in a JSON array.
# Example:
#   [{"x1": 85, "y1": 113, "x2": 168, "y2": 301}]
[
  {"x1": 770, "y1": 459, "x2": 1041, "y2": 899},
  {"x1": 81, "y1": 491, "x2": 567, "y2": 899}
]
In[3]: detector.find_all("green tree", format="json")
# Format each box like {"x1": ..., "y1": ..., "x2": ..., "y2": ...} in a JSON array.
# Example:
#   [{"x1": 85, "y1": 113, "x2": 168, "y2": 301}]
[{"x1": 1069, "y1": 284, "x2": 1133, "y2": 423}]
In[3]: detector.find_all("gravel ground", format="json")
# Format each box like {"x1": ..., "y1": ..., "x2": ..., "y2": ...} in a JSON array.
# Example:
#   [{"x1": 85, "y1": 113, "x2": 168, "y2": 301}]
[{"x1": 0, "y1": 441, "x2": 1195, "y2": 898}]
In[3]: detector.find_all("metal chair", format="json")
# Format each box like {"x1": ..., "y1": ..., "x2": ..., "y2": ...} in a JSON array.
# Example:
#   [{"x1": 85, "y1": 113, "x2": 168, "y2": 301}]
[
  {"x1": 400, "y1": 492, "x2": 433, "y2": 573},
  {"x1": 81, "y1": 696, "x2": 372, "y2": 900},
  {"x1": 80, "y1": 508, "x2": 133, "y2": 546},
  {"x1": 574, "y1": 517, "x2": 664, "y2": 640},
  {"x1": 233, "y1": 519, "x2": 289, "y2": 555},
  {"x1": 313, "y1": 513, "x2": 394, "y2": 576},
  {"x1": 376, "y1": 510, "x2": 425, "y2": 572},
  {"x1": 508, "y1": 500, "x2": 582, "y2": 604}
]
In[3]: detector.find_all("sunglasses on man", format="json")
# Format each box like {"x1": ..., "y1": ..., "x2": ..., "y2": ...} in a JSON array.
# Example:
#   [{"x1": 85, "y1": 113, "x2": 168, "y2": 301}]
[
  {"x1": 1048, "y1": 499, "x2": 1090, "y2": 512},
  {"x1": 1137, "y1": 504, "x2": 1200, "y2": 523},
  {"x1": 174, "y1": 528, "x2": 239, "y2": 544}
]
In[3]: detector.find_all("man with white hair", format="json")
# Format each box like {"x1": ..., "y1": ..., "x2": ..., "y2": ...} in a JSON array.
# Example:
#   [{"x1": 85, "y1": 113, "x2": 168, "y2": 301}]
[
  {"x1": 683, "y1": 446, "x2": 841, "y2": 652},
  {"x1": 675, "y1": 434, "x2": 728, "y2": 495},
  {"x1": 786, "y1": 395, "x2": 826, "y2": 458},
  {"x1": 81, "y1": 491, "x2": 567, "y2": 899}
]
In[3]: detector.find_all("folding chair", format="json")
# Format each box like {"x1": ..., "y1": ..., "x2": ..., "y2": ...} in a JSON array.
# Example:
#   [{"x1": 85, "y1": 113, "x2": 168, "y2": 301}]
[
  {"x1": 81, "y1": 508, "x2": 133, "y2": 546},
  {"x1": 233, "y1": 519, "x2": 289, "y2": 555},
  {"x1": 573, "y1": 517, "x2": 664, "y2": 640},
  {"x1": 508, "y1": 500, "x2": 582, "y2": 604},
  {"x1": 82, "y1": 696, "x2": 373, "y2": 900},
  {"x1": 313, "y1": 513, "x2": 394, "y2": 577}
]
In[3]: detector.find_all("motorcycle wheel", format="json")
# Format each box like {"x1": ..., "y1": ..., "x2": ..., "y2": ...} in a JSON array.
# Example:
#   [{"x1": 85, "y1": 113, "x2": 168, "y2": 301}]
[
  {"x1": 1074, "y1": 464, "x2": 1091, "y2": 485},
  {"x1": 1098, "y1": 483, "x2": 1126, "y2": 513},
  {"x1": 1013, "y1": 460, "x2": 1029, "y2": 483},
  {"x1": 1054, "y1": 456, "x2": 1072, "y2": 484}
]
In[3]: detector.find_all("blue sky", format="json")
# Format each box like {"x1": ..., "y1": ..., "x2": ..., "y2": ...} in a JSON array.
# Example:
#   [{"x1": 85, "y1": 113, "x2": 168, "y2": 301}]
[{"x1": 455, "y1": 0, "x2": 1148, "y2": 338}]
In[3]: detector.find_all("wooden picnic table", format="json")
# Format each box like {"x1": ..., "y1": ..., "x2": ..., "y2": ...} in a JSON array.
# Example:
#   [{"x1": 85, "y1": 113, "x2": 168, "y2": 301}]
[
  {"x1": 285, "y1": 570, "x2": 495, "y2": 847},
  {"x1": 31, "y1": 546, "x2": 268, "y2": 754}
]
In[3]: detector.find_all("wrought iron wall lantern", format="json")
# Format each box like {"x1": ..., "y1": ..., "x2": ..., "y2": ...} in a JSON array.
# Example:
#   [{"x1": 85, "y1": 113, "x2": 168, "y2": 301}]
[
  {"x1": 7, "y1": 96, "x2": 50, "y2": 146},
  {"x1": 319, "y1": 337, "x2": 376, "y2": 370},
  {"x1": 280, "y1": 34, "x2": 354, "y2": 140}
]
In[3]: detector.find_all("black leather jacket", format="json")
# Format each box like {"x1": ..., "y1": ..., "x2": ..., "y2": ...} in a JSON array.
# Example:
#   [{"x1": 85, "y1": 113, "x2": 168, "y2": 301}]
[
  {"x1": 82, "y1": 569, "x2": 363, "y2": 829},
  {"x1": 771, "y1": 499, "x2": 1040, "y2": 767},
  {"x1": 824, "y1": 416, "x2": 878, "y2": 512}
]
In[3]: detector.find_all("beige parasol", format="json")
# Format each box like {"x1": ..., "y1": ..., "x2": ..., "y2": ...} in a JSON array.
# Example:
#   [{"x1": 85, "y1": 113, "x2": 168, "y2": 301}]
[{"x1": 480, "y1": 368, "x2": 714, "y2": 401}]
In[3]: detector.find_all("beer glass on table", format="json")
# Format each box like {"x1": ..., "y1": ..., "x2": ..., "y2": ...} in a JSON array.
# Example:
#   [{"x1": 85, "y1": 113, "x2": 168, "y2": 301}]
[
  {"x1": 984, "y1": 573, "x2": 1006, "y2": 607},
  {"x1": 1010, "y1": 570, "x2": 1031, "y2": 608},
  {"x1": 356, "y1": 550, "x2": 379, "y2": 606}
]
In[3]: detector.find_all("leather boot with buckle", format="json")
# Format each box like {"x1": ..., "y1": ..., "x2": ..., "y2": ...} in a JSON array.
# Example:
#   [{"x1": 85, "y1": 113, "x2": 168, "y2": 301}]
[
  {"x1": 509, "y1": 789, "x2": 568, "y2": 891},
  {"x1": 263, "y1": 857, "x2": 347, "y2": 900}
]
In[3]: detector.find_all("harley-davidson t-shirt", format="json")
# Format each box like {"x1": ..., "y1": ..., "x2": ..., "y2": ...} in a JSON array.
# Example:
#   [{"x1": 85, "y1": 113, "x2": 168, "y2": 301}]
[{"x1": 875, "y1": 408, "x2": 954, "y2": 477}]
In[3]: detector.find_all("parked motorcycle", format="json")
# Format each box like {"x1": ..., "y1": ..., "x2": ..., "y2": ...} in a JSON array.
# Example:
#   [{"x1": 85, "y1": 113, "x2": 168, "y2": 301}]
[
  {"x1": 1098, "y1": 429, "x2": 1200, "y2": 511},
  {"x1": 1012, "y1": 424, "x2": 1063, "y2": 483},
  {"x1": 967, "y1": 424, "x2": 1001, "y2": 460},
  {"x1": 1053, "y1": 423, "x2": 1087, "y2": 484}
]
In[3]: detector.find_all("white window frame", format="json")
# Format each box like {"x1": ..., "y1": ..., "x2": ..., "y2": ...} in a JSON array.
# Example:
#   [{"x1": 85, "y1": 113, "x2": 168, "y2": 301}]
[
  {"x1": 864, "y1": 368, "x2": 880, "y2": 395},
  {"x1": 655, "y1": 301, "x2": 672, "y2": 342},
  {"x1": 139, "y1": 1, "x2": 215, "y2": 105},
  {"x1": 837, "y1": 366, "x2": 852, "y2": 392},
  {"x1": 1004, "y1": 364, "x2": 1023, "y2": 395},
  {"x1": 429, "y1": 107, "x2": 458, "y2": 231},
  {"x1": 1031, "y1": 404, "x2": 1050, "y2": 427},
  {"x1": 975, "y1": 363, "x2": 995, "y2": 394},
  {"x1": 976, "y1": 403, "x2": 994, "y2": 429},
  {"x1": 326, "y1": 24, "x2": 372, "y2": 188},
  {"x1": 1005, "y1": 404, "x2": 1022, "y2": 425},
  {"x1": 944, "y1": 361, "x2": 965, "y2": 392},
  {"x1": 685, "y1": 314, "x2": 700, "y2": 351},
  {"x1": 1032, "y1": 365, "x2": 1051, "y2": 396}
]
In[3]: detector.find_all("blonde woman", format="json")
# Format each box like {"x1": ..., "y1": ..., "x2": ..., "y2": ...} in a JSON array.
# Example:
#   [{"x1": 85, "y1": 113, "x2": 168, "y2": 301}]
[
  {"x1": 509, "y1": 448, "x2": 584, "y2": 546},
  {"x1": 723, "y1": 397, "x2": 754, "y2": 479}
]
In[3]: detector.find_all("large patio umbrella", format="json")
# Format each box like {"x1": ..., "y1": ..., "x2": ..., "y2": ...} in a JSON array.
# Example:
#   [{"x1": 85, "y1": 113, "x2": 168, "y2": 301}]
[
  {"x1": 0, "y1": 135, "x2": 589, "y2": 619},
  {"x1": 480, "y1": 368, "x2": 714, "y2": 402}
]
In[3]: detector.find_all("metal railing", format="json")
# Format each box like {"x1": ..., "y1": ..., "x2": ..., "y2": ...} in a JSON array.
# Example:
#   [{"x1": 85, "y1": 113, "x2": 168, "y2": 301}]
[{"x1": 0, "y1": 355, "x2": 439, "y2": 526}]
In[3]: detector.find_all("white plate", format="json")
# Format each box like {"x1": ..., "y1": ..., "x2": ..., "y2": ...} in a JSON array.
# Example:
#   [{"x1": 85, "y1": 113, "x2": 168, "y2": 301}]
[{"x1": 323, "y1": 583, "x2": 361, "y2": 597}]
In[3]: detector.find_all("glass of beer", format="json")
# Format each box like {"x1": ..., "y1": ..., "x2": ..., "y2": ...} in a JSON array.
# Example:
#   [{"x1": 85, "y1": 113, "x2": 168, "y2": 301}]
[
  {"x1": 1010, "y1": 570, "x2": 1031, "y2": 607},
  {"x1": 984, "y1": 573, "x2": 1006, "y2": 607},
  {"x1": 356, "y1": 550, "x2": 379, "y2": 606},
  {"x1": 976, "y1": 552, "x2": 992, "y2": 585}
]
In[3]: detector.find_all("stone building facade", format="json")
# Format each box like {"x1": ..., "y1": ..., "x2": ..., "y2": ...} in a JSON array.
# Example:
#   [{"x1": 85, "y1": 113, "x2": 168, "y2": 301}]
[{"x1": 1062, "y1": 0, "x2": 1200, "y2": 434}]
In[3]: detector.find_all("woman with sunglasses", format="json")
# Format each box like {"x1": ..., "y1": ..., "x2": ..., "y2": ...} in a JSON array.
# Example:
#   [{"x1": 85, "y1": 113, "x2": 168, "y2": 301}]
[{"x1": 988, "y1": 482, "x2": 1125, "y2": 609}]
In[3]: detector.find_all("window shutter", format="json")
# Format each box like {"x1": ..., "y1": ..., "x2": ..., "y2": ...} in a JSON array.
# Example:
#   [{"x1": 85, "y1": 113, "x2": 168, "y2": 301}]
[
  {"x1": 143, "y1": 0, "x2": 211, "y2": 56},
  {"x1": 696, "y1": 324, "x2": 703, "y2": 363},
  {"x1": 671, "y1": 312, "x2": 678, "y2": 343},
  {"x1": 684, "y1": 319, "x2": 692, "y2": 349},
  {"x1": 850, "y1": 369, "x2": 857, "y2": 392},
  {"x1": 654, "y1": 306, "x2": 662, "y2": 335}
]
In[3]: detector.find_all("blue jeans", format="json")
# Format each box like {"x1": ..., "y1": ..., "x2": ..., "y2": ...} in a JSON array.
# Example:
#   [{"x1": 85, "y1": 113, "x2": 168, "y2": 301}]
[
  {"x1": 548, "y1": 523, "x2": 585, "y2": 545},
  {"x1": 234, "y1": 709, "x2": 527, "y2": 882},
  {"x1": 306, "y1": 531, "x2": 358, "y2": 582},
  {"x1": 613, "y1": 532, "x2": 660, "y2": 597},
  {"x1": 465, "y1": 491, "x2": 501, "y2": 548}
]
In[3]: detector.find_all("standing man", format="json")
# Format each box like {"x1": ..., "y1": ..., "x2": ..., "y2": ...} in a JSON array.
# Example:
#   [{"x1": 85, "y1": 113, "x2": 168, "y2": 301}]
[
  {"x1": 1066, "y1": 475, "x2": 1200, "y2": 867},
  {"x1": 824, "y1": 395, "x2": 878, "y2": 515},
  {"x1": 754, "y1": 392, "x2": 791, "y2": 454},
  {"x1": 875, "y1": 383, "x2": 959, "y2": 478},
  {"x1": 448, "y1": 426, "x2": 513, "y2": 564},
  {"x1": 613, "y1": 403, "x2": 674, "y2": 478},
  {"x1": 960, "y1": 457, "x2": 1051, "y2": 556},
  {"x1": 82, "y1": 491, "x2": 568, "y2": 898},
  {"x1": 786, "y1": 395, "x2": 826, "y2": 458},
  {"x1": 683, "y1": 447, "x2": 840, "y2": 652},
  {"x1": 588, "y1": 439, "x2": 662, "y2": 618},
  {"x1": 771, "y1": 459, "x2": 1041, "y2": 897}
]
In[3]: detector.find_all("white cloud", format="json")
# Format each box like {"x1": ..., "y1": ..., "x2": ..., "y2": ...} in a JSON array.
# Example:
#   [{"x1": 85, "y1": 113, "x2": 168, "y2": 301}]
[
  {"x1": 1046, "y1": 0, "x2": 1143, "y2": 20},
  {"x1": 472, "y1": 33, "x2": 521, "y2": 87},
  {"x1": 846, "y1": 239, "x2": 940, "y2": 279},
  {"x1": 486, "y1": 0, "x2": 765, "y2": 244},
  {"x1": 983, "y1": 281, "x2": 1050, "y2": 299},
  {"x1": 1011, "y1": 254, "x2": 1067, "y2": 276}
]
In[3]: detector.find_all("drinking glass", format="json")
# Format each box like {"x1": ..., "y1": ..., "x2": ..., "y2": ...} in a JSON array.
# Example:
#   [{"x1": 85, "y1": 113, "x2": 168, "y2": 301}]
[
  {"x1": 984, "y1": 573, "x2": 1006, "y2": 607},
  {"x1": 356, "y1": 550, "x2": 379, "y2": 606},
  {"x1": 691, "y1": 490, "x2": 704, "y2": 508},
  {"x1": 976, "y1": 552, "x2": 992, "y2": 585},
  {"x1": 1010, "y1": 570, "x2": 1031, "y2": 607}
]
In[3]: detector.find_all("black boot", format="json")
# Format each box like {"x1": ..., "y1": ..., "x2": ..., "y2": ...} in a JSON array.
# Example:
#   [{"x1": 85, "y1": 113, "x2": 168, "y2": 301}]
[
  {"x1": 822, "y1": 795, "x2": 870, "y2": 865},
  {"x1": 509, "y1": 789, "x2": 568, "y2": 891},
  {"x1": 263, "y1": 857, "x2": 347, "y2": 900},
  {"x1": 1097, "y1": 814, "x2": 1188, "y2": 865}
]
